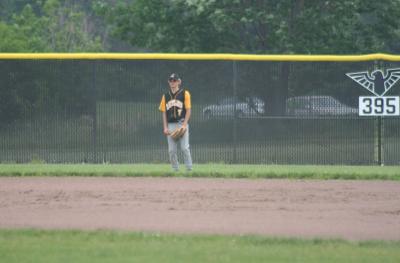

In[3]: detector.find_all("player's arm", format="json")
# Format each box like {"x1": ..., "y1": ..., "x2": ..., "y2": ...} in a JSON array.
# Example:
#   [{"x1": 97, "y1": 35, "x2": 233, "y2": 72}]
[
  {"x1": 159, "y1": 95, "x2": 169, "y2": 135},
  {"x1": 162, "y1": 111, "x2": 169, "y2": 135},
  {"x1": 182, "y1": 90, "x2": 191, "y2": 128},
  {"x1": 182, "y1": 108, "x2": 191, "y2": 128}
]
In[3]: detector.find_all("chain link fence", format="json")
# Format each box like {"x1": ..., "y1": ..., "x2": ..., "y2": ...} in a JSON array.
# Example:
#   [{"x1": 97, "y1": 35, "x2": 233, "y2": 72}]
[{"x1": 0, "y1": 54, "x2": 399, "y2": 165}]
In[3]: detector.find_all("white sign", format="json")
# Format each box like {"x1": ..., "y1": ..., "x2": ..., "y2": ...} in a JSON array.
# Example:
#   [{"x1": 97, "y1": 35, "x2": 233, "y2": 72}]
[{"x1": 358, "y1": 96, "x2": 400, "y2": 116}]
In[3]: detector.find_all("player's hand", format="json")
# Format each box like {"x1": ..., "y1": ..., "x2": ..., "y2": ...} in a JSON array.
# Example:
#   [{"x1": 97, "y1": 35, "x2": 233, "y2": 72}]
[{"x1": 163, "y1": 128, "x2": 169, "y2": 136}]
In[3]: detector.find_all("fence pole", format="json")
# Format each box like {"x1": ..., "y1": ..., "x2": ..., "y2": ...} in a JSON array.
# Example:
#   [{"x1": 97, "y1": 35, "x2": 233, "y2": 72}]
[
  {"x1": 232, "y1": 61, "x2": 238, "y2": 164},
  {"x1": 374, "y1": 60, "x2": 384, "y2": 166},
  {"x1": 91, "y1": 61, "x2": 98, "y2": 163},
  {"x1": 374, "y1": 116, "x2": 384, "y2": 166},
  {"x1": 380, "y1": 116, "x2": 384, "y2": 166}
]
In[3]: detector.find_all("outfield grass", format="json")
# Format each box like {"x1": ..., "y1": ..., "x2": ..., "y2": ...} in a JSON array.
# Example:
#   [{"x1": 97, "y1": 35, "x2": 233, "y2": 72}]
[
  {"x1": 0, "y1": 164, "x2": 400, "y2": 180},
  {"x1": 0, "y1": 229, "x2": 399, "y2": 263}
]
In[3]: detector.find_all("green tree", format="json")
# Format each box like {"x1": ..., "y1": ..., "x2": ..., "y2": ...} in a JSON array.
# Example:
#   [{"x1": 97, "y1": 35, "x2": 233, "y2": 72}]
[
  {"x1": 95, "y1": 0, "x2": 226, "y2": 52},
  {"x1": 100, "y1": 0, "x2": 400, "y2": 54},
  {"x1": 0, "y1": 0, "x2": 105, "y2": 52},
  {"x1": 0, "y1": 0, "x2": 45, "y2": 21},
  {"x1": 42, "y1": 0, "x2": 103, "y2": 52},
  {"x1": 11, "y1": 4, "x2": 48, "y2": 51},
  {"x1": 0, "y1": 22, "x2": 31, "y2": 51}
]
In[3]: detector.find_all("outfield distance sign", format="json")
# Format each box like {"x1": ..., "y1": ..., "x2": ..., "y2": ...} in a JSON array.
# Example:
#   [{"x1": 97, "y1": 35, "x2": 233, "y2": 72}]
[{"x1": 358, "y1": 96, "x2": 399, "y2": 116}]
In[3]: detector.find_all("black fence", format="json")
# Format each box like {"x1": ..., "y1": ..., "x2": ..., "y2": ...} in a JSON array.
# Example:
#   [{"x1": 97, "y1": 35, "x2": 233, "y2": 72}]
[{"x1": 0, "y1": 55, "x2": 399, "y2": 165}]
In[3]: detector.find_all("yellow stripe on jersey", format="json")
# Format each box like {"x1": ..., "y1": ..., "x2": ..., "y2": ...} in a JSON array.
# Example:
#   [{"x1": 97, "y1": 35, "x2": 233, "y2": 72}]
[
  {"x1": 184, "y1": 90, "x2": 191, "y2": 109},
  {"x1": 159, "y1": 95, "x2": 166, "y2": 112}
]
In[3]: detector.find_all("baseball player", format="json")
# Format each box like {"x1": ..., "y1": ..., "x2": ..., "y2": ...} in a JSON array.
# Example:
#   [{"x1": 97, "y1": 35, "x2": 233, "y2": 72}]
[{"x1": 159, "y1": 73, "x2": 193, "y2": 171}]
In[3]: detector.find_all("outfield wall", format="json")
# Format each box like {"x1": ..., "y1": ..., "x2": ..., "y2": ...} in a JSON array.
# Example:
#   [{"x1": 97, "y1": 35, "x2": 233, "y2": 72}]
[{"x1": 0, "y1": 53, "x2": 399, "y2": 165}]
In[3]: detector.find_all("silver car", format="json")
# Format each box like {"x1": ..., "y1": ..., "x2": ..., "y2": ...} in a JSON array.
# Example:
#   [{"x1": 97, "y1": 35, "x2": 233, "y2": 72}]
[
  {"x1": 286, "y1": 96, "x2": 358, "y2": 116},
  {"x1": 203, "y1": 97, "x2": 265, "y2": 119}
]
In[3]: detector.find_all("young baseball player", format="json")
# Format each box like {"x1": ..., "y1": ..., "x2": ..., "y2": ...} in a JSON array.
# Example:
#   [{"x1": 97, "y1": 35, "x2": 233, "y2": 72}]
[{"x1": 159, "y1": 73, "x2": 193, "y2": 171}]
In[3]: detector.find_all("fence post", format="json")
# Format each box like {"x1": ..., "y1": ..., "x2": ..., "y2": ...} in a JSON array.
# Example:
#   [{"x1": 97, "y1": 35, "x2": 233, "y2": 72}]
[
  {"x1": 91, "y1": 61, "x2": 98, "y2": 163},
  {"x1": 374, "y1": 116, "x2": 384, "y2": 166},
  {"x1": 374, "y1": 60, "x2": 384, "y2": 166},
  {"x1": 232, "y1": 61, "x2": 238, "y2": 164},
  {"x1": 379, "y1": 116, "x2": 384, "y2": 166}
]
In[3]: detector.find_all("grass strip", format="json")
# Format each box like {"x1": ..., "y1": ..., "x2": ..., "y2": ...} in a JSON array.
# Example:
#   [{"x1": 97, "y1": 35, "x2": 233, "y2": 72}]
[
  {"x1": 0, "y1": 229, "x2": 399, "y2": 263},
  {"x1": 0, "y1": 164, "x2": 400, "y2": 180}
]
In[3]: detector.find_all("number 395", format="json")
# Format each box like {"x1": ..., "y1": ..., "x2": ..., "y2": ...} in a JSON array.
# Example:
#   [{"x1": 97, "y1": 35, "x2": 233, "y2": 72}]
[{"x1": 359, "y1": 96, "x2": 400, "y2": 116}]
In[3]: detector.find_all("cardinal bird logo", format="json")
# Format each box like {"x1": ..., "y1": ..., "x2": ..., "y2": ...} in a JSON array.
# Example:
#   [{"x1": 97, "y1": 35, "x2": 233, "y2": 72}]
[{"x1": 346, "y1": 68, "x2": 400, "y2": 96}]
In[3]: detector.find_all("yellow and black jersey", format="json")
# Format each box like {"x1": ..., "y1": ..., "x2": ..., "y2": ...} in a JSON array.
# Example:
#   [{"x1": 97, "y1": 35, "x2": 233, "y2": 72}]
[{"x1": 159, "y1": 88, "x2": 191, "y2": 123}]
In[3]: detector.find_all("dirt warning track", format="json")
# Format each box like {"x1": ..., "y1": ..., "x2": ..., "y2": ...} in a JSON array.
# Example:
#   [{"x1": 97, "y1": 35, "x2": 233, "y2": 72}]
[{"x1": 0, "y1": 177, "x2": 399, "y2": 240}]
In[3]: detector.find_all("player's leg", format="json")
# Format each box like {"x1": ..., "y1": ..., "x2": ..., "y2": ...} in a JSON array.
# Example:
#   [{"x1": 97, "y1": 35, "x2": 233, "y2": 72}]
[
  {"x1": 180, "y1": 124, "x2": 193, "y2": 171},
  {"x1": 167, "y1": 122, "x2": 179, "y2": 171}
]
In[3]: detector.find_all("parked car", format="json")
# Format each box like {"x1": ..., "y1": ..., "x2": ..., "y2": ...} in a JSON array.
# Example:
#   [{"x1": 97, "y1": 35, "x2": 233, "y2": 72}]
[
  {"x1": 286, "y1": 96, "x2": 357, "y2": 116},
  {"x1": 202, "y1": 96, "x2": 265, "y2": 119}
]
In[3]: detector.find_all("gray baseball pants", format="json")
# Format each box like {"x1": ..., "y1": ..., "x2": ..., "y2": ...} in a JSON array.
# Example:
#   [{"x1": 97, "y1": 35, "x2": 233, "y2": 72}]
[{"x1": 167, "y1": 122, "x2": 193, "y2": 171}]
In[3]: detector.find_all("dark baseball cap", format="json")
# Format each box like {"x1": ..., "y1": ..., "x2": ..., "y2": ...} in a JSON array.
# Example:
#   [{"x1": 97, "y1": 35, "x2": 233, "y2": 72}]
[{"x1": 168, "y1": 73, "x2": 180, "y2": 81}]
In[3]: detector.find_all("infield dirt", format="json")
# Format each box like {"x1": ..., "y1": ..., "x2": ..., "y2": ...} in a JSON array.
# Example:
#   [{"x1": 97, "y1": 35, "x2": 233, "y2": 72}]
[{"x1": 0, "y1": 177, "x2": 399, "y2": 240}]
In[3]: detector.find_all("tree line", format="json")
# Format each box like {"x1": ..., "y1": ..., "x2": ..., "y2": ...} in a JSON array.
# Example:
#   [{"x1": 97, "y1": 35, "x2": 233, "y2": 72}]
[{"x1": 1, "y1": 0, "x2": 400, "y2": 53}]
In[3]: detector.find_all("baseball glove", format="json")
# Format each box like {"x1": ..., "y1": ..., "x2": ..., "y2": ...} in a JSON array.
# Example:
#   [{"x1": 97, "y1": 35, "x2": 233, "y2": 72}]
[{"x1": 169, "y1": 126, "x2": 186, "y2": 140}]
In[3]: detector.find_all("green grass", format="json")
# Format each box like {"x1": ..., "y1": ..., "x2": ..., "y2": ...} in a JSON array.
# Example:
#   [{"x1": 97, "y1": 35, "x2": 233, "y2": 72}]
[
  {"x1": 0, "y1": 229, "x2": 399, "y2": 263},
  {"x1": 1, "y1": 164, "x2": 400, "y2": 180}
]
